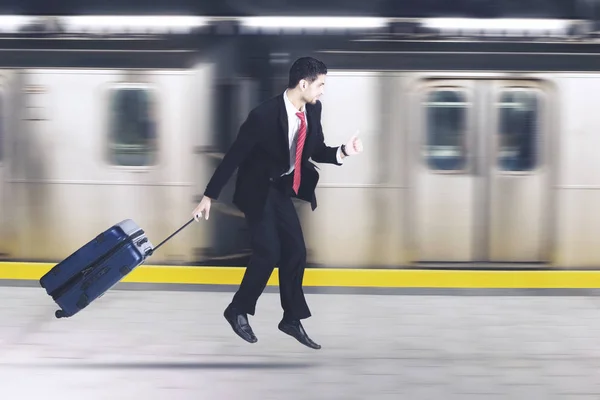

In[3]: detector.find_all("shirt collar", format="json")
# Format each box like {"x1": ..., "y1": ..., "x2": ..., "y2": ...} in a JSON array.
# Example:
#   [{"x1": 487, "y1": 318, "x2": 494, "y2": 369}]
[{"x1": 283, "y1": 90, "x2": 305, "y2": 118}]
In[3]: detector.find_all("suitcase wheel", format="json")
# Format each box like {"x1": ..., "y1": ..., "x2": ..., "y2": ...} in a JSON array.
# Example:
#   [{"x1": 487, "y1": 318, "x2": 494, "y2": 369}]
[{"x1": 55, "y1": 310, "x2": 66, "y2": 319}]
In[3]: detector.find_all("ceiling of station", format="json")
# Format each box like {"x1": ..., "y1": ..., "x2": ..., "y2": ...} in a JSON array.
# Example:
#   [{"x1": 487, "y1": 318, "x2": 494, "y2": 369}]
[{"x1": 2, "y1": 0, "x2": 597, "y2": 19}]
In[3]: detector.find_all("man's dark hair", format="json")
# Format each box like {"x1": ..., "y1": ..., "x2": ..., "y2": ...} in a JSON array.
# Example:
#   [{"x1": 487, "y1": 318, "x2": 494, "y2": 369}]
[{"x1": 287, "y1": 57, "x2": 328, "y2": 89}]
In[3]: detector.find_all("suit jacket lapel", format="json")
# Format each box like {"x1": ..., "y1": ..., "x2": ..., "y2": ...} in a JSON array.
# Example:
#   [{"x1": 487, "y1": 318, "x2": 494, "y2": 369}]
[
  {"x1": 303, "y1": 103, "x2": 314, "y2": 158},
  {"x1": 277, "y1": 95, "x2": 290, "y2": 157}
]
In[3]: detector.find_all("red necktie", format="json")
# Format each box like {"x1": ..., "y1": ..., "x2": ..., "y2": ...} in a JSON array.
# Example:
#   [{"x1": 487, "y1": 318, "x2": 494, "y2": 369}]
[{"x1": 293, "y1": 111, "x2": 307, "y2": 194}]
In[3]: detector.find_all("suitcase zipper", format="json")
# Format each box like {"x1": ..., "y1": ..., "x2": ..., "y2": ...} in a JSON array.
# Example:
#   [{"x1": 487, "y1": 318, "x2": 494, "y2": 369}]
[{"x1": 49, "y1": 229, "x2": 146, "y2": 300}]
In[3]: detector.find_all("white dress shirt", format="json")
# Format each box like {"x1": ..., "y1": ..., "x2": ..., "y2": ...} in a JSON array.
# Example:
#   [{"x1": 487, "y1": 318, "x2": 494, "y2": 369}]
[{"x1": 282, "y1": 90, "x2": 343, "y2": 176}]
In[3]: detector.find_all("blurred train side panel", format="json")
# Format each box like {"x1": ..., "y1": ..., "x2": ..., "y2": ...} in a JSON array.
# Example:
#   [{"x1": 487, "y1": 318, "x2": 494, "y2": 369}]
[
  {"x1": 0, "y1": 24, "x2": 600, "y2": 269},
  {"x1": 0, "y1": 66, "x2": 216, "y2": 264},
  {"x1": 293, "y1": 70, "x2": 600, "y2": 269}
]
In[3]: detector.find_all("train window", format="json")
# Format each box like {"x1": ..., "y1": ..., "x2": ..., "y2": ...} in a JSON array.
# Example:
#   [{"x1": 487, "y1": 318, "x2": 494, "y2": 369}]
[
  {"x1": 497, "y1": 90, "x2": 539, "y2": 172},
  {"x1": 424, "y1": 89, "x2": 468, "y2": 171},
  {"x1": 108, "y1": 87, "x2": 157, "y2": 166}
]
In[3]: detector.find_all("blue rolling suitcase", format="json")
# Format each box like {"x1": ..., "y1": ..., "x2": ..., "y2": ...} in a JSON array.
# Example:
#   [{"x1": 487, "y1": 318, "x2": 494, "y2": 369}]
[{"x1": 40, "y1": 218, "x2": 194, "y2": 319}]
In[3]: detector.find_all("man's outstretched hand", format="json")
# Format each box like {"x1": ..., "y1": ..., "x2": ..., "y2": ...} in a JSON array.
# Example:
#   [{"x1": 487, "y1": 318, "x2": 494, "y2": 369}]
[
  {"x1": 192, "y1": 196, "x2": 212, "y2": 221},
  {"x1": 344, "y1": 132, "x2": 364, "y2": 156}
]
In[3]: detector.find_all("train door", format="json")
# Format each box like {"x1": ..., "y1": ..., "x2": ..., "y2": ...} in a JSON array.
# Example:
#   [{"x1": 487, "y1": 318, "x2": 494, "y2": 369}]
[
  {"x1": 0, "y1": 78, "x2": 5, "y2": 257},
  {"x1": 0, "y1": 72, "x2": 12, "y2": 258},
  {"x1": 411, "y1": 78, "x2": 550, "y2": 264},
  {"x1": 195, "y1": 77, "x2": 258, "y2": 266}
]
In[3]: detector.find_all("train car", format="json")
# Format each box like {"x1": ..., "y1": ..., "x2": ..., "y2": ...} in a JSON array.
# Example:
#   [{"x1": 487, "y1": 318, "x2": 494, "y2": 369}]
[{"x1": 0, "y1": 16, "x2": 599, "y2": 270}]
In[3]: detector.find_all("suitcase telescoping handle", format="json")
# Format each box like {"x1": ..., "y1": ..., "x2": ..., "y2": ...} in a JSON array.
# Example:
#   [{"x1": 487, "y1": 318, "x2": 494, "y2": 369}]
[{"x1": 147, "y1": 218, "x2": 195, "y2": 256}]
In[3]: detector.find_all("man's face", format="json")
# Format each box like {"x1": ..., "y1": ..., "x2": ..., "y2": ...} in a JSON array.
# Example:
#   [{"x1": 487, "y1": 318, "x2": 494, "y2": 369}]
[{"x1": 301, "y1": 74, "x2": 325, "y2": 104}]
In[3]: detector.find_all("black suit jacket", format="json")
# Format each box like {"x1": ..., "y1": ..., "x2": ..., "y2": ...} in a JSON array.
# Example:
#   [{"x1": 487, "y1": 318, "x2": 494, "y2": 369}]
[{"x1": 204, "y1": 93, "x2": 342, "y2": 219}]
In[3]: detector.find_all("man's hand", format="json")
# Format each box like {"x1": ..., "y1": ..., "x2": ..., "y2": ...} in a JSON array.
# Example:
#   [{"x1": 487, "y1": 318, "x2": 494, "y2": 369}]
[
  {"x1": 344, "y1": 132, "x2": 364, "y2": 156},
  {"x1": 192, "y1": 196, "x2": 212, "y2": 221}
]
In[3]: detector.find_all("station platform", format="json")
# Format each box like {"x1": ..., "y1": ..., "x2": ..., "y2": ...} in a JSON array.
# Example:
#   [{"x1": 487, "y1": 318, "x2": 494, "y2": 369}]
[{"x1": 1, "y1": 275, "x2": 600, "y2": 399}]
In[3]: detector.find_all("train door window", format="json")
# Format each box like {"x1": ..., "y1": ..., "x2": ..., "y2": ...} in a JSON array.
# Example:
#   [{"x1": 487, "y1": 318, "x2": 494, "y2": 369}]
[
  {"x1": 424, "y1": 89, "x2": 469, "y2": 171},
  {"x1": 108, "y1": 86, "x2": 158, "y2": 166},
  {"x1": 496, "y1": 89, "x2": 539, "y2": 172}
]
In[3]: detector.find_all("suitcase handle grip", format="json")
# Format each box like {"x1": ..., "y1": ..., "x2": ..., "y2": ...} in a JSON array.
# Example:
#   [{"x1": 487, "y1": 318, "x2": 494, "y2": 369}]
[{"x1": 148, "y1": 218, "x2": 195, "y2": 256}]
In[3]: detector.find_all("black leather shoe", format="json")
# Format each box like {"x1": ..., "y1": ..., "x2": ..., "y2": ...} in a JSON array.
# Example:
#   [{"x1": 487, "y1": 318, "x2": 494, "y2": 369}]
[
  {"x1": 224, "y1": 305, "x2": 257, "y2": 343},
  {"x1": 278, "y1": 319, "x2": 321, "y2": 350}
]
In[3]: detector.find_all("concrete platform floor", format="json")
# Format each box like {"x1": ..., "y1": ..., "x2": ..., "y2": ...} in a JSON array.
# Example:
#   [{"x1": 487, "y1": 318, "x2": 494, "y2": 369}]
[{"x1": 1, "y1": 285, "x2": 600, "y2": 399}]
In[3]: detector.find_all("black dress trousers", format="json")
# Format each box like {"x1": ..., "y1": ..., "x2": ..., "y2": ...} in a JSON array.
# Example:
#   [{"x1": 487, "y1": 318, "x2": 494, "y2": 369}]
[{"x1": 230, "y1": 174, "x2": 311, "y2": 320}]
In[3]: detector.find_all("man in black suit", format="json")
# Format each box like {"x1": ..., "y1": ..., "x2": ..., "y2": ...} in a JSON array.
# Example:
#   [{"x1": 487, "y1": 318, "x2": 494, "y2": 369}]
[{"x1": 192, "y1": 57, "x2": 363, "y2": 349}]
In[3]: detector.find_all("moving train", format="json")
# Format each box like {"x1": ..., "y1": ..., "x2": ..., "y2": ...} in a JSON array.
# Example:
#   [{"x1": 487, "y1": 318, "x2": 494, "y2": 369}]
[{"x1": 0, "y1": 16, "x2": 599, "y2": 269}]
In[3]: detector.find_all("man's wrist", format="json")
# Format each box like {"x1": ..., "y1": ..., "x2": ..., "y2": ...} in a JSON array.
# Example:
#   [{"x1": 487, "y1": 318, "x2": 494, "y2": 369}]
[{"x1": 340, "y1": 144, "x2": 349, "y2": 157}]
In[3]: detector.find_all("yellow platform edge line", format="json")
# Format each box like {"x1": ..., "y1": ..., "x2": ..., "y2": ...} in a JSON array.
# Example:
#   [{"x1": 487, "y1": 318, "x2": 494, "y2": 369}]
[{"x1": 2, "y1": 262, "x2": 600, "y2": 288}]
